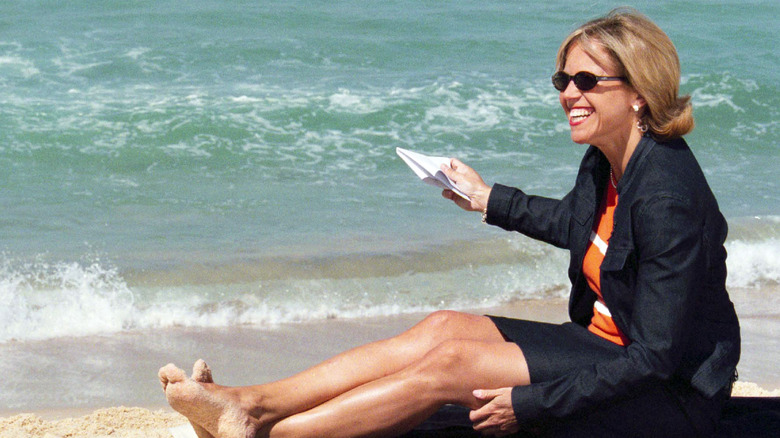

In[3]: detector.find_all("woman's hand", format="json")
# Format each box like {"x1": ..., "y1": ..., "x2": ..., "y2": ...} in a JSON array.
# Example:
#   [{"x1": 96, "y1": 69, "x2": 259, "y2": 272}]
[
  {"x1": 469, "y1": 388, "x2": 519, "y2": 437},
  {"x1": 439, "y1": 158, "x2": 491, "y2": 213}
]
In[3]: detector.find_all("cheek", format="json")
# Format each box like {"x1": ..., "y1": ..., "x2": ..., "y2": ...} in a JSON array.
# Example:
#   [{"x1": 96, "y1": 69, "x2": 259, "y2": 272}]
[
  {"x1": 604, "y1": 105, "x2": 633, "y2": 129},
  {"x1": 558, "y1": 94, "x2": 568, "y2": 112}
]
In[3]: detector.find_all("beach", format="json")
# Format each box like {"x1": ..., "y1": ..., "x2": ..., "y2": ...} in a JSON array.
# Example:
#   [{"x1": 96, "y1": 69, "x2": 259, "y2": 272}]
[
  {"x1": 2, "y1": 296, "x2": 778, "y2": 437},
  {"x1": 1, "y1": 0, "x2": 778, "y2": 436}
]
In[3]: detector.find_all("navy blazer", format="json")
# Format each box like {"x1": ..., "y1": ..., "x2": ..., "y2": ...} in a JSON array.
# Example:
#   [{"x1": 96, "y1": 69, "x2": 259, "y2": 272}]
[{"x1": 485, "y1": 136, "x2": 740, "y2": 422}]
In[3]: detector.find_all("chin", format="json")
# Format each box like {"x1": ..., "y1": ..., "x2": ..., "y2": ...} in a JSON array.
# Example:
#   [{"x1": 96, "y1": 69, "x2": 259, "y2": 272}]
[{"x1": 569, "y1": 133, "x2": 589, "y2": 145}]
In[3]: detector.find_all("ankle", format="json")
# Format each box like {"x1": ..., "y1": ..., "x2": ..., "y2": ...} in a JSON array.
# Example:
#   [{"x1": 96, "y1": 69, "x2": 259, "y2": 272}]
[{"x1": 236, "y1": 387, "x2": 271, "y2": 421}]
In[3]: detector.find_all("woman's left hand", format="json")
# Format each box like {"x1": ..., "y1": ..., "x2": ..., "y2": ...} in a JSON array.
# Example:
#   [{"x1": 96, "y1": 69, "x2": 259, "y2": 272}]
[{"x1": 469, "y1": 388, "x2": 520, "y2": 436}]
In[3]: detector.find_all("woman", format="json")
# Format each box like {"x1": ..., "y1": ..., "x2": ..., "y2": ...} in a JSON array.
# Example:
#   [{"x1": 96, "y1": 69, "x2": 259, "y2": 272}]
[{"x1": 159, "y1": 8, "x2": 740, "y2": 437}]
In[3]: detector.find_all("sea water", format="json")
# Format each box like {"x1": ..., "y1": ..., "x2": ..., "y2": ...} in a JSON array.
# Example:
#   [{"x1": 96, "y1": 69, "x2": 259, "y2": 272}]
[{"x1": 1, "y1": 0, "x2": 778, "y2": 345}]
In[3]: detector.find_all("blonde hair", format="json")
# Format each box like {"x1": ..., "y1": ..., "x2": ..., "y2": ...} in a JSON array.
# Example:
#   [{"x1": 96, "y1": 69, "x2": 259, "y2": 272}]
[{"x1": 556, "y1": 8, "x2": 694, "y2": 140}]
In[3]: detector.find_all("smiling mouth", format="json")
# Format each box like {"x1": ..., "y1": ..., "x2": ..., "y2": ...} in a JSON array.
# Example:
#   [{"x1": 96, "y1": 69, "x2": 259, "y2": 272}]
[{"x1": 569, "y1": 108, "x2": 593, "y2": 125}]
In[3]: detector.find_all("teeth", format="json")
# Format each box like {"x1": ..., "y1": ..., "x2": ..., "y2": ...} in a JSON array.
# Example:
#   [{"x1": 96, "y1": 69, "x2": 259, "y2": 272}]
[{"x1": 570, "y1": 108, "x2": 593, "y2": 120}]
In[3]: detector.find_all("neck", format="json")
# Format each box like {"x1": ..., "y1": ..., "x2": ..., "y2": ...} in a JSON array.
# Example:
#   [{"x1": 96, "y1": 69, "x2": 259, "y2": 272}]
[{"x1": 600, "y1": 129, "x2": 644, "y2": 182}]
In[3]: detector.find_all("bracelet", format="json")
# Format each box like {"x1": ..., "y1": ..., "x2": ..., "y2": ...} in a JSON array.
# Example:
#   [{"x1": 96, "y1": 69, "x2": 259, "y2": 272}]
[{"x1": 481, "y1": 207, "x2": 488, "y2": 224}]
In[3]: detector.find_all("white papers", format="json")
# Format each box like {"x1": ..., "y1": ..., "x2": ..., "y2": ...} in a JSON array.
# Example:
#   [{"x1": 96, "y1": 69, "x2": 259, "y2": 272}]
[{"x1": 396, "y1": 147, "x2": 470, "y2": 200}]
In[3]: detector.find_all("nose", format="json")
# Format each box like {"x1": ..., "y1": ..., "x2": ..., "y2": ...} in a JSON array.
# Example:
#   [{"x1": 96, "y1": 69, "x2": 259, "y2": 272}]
[
  {"x1": 559, "y1": 79, "x2": 582, "y2": 109},
  {"x1": 560, "y1": 78, "x2": 581, "y2": 98}
]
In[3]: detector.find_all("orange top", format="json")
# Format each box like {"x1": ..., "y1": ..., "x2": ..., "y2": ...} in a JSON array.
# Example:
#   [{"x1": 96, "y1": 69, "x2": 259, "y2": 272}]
[{"x1": 582, "y1": 181, "x2": 630, "y2": 346}]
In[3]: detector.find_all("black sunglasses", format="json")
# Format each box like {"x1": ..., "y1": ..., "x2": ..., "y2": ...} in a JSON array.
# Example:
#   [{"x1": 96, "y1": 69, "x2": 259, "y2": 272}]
[{"x1": 552, "y1": 71, "x2": 625, "y2": 92}]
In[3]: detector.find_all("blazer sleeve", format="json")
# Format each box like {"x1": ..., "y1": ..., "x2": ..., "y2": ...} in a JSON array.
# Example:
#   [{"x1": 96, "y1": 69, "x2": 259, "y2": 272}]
[
  {"x1": 509, "y1": 194, "x2": 706, "y2": 422},
  {"x1": 485, "y1": 183, "x2": 576, "y2": 249}
]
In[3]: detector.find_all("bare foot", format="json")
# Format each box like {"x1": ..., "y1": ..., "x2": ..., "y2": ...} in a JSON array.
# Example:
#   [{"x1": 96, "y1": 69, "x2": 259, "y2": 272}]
[
  {"x1": 187, "y1": 360, "x2": 216, "y2": 438},
  {"x1": 159, "y1": 362, "x2": 260, "y2": 438}
]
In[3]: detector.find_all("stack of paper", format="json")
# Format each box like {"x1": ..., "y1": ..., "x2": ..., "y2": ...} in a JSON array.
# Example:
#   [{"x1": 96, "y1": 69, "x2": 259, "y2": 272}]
[{"x1": 396, "y1": 147, "x2": 470, "y2": 200}]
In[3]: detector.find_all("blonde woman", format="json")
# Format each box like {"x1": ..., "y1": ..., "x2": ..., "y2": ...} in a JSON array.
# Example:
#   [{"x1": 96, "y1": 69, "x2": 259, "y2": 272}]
[{"x1": 159, "y1": 8, "x2": 739, "y2": 437}]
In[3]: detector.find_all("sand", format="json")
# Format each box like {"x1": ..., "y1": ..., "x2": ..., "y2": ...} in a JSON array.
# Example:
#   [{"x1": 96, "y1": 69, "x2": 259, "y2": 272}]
[{"x1": 0, "y1": 406, "x2": 185, "y2": 438}]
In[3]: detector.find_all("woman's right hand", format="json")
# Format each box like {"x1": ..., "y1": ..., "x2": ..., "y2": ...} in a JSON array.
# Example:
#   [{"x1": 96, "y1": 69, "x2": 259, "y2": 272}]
[
  {"x1": 470, "y1": 388, "x2": 520, "y2": 436},
  {"x1": 439, "y1": 158, "x2": 492, "y2": 213}
]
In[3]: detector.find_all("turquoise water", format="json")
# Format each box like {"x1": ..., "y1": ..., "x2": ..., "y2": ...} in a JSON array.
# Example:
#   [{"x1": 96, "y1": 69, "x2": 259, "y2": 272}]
[{"x1": 1, "y1": 0, "x2": 778, "y2": 342}]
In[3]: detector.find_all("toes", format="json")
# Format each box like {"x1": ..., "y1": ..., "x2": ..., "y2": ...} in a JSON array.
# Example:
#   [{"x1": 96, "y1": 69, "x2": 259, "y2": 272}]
[
  {"x1": 192, "y1": 359, "x2": 214, "y2": 383},
  {"x1": 159, "y1": 363, "x2": 187, "y2": 390},
  {"x1": 188, "y1": 360, "x2": 218, "y2": 438},
  {"x1": 159, "y1": 363, "x2": 258, "y2": 438},
  {"x1": 159, "y1": 363, "x2": 174, "y2": 390}
]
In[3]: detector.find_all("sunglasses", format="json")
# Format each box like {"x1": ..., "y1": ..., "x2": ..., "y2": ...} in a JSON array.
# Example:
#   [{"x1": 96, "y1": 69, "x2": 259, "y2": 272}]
[{"x1": 552, "y1": 71, "x2": 625, "y2": 92}]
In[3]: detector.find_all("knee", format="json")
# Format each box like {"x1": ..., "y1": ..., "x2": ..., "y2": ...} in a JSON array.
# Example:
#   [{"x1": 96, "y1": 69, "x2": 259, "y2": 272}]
[
  {"x1": 417, "y1": 339, "x2": 471, "y2": 376},
  {"x1": 396, "y1": 311, "x2": 494, "y2": 363},
  {"x1": 396, "y1": 340, "x2": 479, "y2": 403},
  {"x1": 398, "y1": 311, "x2": 455, "y2": 347},
  {"x1": 416, "y1": 310, "x2": 472, "y2": 339},
  {"x1": 406, "y1": 310, "x2": 494, "y2": 349}
]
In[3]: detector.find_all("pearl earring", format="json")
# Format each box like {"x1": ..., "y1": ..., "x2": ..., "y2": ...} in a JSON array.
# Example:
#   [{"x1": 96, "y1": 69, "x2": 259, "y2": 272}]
[{"x1": 634, "y1": 104, "x2": 648, "y2": 132}]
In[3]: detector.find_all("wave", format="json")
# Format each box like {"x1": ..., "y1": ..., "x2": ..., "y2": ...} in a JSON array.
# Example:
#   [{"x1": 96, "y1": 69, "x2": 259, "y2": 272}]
[
  {"x1": 0, "y1": 256, "x2": 136, "y2": 343},
  {"x1": 725, "y1": 216, "x2": 780, "y2": 288},
  {"x1": 2, "y1": 220, "x2": 778, "y2": 343},
  {"x1": 1, "y1": 236, "x2": 570, "y2": 343}
]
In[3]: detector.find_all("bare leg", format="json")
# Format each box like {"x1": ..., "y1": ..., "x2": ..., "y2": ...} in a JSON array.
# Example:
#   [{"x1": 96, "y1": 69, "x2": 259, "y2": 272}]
[
  {"x1": 269, "y1": 339, "x2": 529, "y2": 437},
  {"x1": 245, "y1": 311, "x2": 508, "y2": 423},
  {"x1": 160, "y1": 311, "x2": 516, "y2": 437}
]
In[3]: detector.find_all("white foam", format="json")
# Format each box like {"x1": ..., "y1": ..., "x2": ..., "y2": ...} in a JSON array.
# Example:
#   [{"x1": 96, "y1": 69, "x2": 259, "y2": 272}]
[
  {"x1": 0, "y1": 257, "x2": 136, "y2": 343},
  {"x1": 1, "y1": 230, "x2": 775, "y2": 343},
  {"x1": 327, "y1": 89, "x2": 387, "y2": 113},
  {"x1": 726, "y1": 238, "x2": 780, "y2": 288},
  {"x1": 0, "y1": 55, "x2": 40, "y2": 78},
  {"x1": 687, "y1": 73, "x2": 761, "y2": 113},
  {"x1": 124, "y1": 47, "x2": 151, "y2": 60},
  {"x1": 0, "y1": 244, "x2": 569, "y2": 343}
]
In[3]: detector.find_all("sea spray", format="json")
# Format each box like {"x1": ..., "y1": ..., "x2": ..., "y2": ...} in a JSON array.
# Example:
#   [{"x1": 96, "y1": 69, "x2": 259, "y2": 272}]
[
  {"x1": 2, "y1": 220, "x2": 778, "y2": 343},
  {"x1": 0, "y1": 256, "x2": 135, "y2": 342},
  {"x1": 0, "y1": 236, "x2": 573, "y2": 343}
]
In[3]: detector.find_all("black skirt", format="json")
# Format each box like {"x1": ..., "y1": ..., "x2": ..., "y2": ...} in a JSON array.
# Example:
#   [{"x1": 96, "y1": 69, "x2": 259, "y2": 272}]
[
  {"x1": 486, "y1": 316, "x2": 731, "y2": 437},
  {"x1": 488, "y1": 317, "x2": 625, "y2": 383}
]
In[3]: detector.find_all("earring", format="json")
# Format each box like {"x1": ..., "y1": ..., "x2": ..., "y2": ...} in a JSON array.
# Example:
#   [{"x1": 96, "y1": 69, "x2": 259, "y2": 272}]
[{"x1": 633, "y1": 104, "x2": 648, "y2": 132}]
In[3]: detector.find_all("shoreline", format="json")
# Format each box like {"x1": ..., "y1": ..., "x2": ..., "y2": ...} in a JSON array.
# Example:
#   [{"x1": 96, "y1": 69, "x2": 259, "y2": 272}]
[{"x1": 1, "y1": 297, "x2": 777, "y2": 436}]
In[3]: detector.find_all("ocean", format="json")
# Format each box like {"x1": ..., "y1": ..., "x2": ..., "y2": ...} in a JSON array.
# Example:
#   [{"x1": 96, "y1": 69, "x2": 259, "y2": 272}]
[{"x1": 0, "y1": 0, "x2": 778, "y2": 412}]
